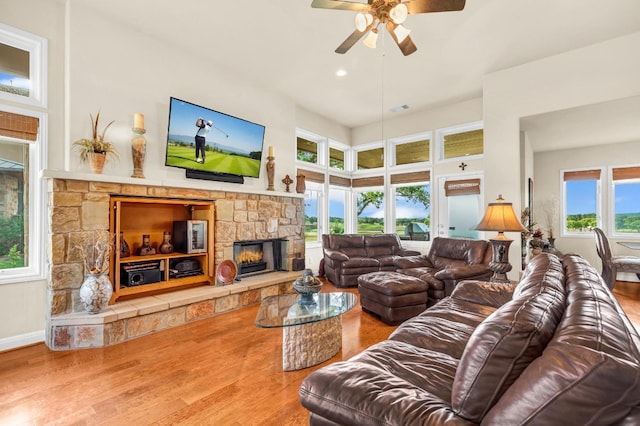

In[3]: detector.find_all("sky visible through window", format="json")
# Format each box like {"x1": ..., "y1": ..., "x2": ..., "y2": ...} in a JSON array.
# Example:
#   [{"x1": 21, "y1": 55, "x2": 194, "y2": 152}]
[
  {"x1": 567, "y1": 180, "x2": 639, "y2": 214},
  {"x1": 0, "y1": 71, "x2": 29, "y2": 90},
  {"x1": 566, "y1": 180, "x2": 597, "y2": 215}
]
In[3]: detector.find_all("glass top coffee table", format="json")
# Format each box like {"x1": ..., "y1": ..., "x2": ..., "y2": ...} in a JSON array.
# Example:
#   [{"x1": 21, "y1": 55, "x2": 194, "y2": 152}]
[{"x1": 255, "y1": 292, "x2": 357, "y2": 371}]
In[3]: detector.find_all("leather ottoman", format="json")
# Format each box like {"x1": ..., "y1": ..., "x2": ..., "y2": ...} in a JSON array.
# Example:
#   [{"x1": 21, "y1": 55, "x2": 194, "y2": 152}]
[{"x1": 357, "y1": 271, "x2": 429, "y2": 325}]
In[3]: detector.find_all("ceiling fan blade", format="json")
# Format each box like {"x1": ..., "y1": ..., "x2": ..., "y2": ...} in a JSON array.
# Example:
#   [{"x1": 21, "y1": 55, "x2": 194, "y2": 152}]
[
  {"x1": 386, "y1": 21, "x2": 418, "y2": 56},
  {"x1": 404, "y1": 0, "x2": 466, "y2": 14},
  {"x1": 397, "y1": 35, "x2": 417, "y2": 56},
  {"x1": 335, "y1": 26, "x2": 371, "y2": 54},
  {"x1": 311, "y1": 0, "x2": 370, "y2": 12}
]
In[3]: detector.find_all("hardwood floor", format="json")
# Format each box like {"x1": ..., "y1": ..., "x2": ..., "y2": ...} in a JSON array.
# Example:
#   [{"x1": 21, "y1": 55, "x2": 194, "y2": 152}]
[{"x1": 1, "y1": 279, "x2": 638, "y2": 426}]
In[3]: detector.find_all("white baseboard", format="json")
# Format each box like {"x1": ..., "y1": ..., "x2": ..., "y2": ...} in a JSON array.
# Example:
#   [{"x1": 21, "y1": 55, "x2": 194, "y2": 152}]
[{"x1": 0, "y1": 330, "x2": 45, "y2": 352}]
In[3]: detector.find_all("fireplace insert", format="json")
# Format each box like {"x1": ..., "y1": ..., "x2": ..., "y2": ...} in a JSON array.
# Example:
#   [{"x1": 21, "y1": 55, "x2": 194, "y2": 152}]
[{"x1": 233, "y1": 238, "x2": 288, "y2": 277}]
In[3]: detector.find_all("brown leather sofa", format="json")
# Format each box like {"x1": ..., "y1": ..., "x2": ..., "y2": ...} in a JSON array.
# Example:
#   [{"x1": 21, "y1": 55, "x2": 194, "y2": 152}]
[
  {"x1": 299, "y1": 253, "x2": 640, "y2": 425},
  {"x1": 394, "y1": 236, "x2": 493, "y2": 304},
  {"x1": 322, "y1": 234, "x2": 420, "y2": 288}
]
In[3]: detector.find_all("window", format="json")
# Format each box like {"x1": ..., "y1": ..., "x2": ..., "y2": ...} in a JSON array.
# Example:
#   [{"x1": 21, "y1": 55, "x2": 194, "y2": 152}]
[
  {"x1": 0, "y1": 23, "x2": 47, "y2": 107},
  {"x1": 394, "y1": 183, "x2": 431, "y2": 241},
  {"x1": 328, "y1": 186, "x2": 346, "y2": 234},
  {"x1": 356, "y1": 190, "x2": 384, "y2": 234},
  {"x1": 304, "y1": 183, "x2": 322, "y2": 242},
  {"x1": 437, "y1": 121, "x2": 483, "y2": 161},
  {"x1": 356, "y1": 147, "x2": 384, "y2": 170},
  {"x1": 562, "y1": 169, "x2": 601, "y2": 234},
  {"x1": 612, "y1": 166, "x2": 640, "y2": 236},
  {"x1": 329, "y1": 146, "x2": 345, "y2": 170},
  {"x1": 297, "y1": 136, "x2": 319, "y2": 165},
  {"x1": 0, "y1": 107, "x2": 45, "y2": 282},
  {"x1": 394, "y1": 137, "x2": 430, "y2": 166}
]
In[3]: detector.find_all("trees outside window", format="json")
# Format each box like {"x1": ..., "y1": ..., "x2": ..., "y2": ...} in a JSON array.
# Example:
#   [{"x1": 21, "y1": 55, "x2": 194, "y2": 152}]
[
  {"x1": 357, "y1": 190, "x2": 384, "y2": 234},
  {"x1": 394, "y1": 184, "x2": 431, "y2": 241}
]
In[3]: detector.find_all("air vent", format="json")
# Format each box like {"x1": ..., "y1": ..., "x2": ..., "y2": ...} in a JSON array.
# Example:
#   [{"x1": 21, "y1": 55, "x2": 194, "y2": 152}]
[{"x1": 389, "y1": 104, "x2": 410, "y2": 112}]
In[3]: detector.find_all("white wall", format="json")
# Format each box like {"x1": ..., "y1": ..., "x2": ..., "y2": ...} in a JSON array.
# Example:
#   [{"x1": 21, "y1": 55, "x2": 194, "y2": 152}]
[{"x1": 64, "y1": 2, "x2": 298, "y2": 193}]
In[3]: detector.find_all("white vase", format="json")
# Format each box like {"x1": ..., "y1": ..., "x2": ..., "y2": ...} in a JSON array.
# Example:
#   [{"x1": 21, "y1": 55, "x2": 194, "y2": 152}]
[{"x1": 79, "y1": 273, "x2": 113, "y2": 314}]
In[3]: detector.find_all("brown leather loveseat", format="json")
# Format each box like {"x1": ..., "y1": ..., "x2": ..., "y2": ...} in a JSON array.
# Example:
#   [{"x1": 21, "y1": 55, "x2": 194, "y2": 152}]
[
  {"x1": 299, "y1": 253, "x2": 640, "y2": 425},
  {"x1": 322, "y1": 234, "x2": 420, "y2": 288},
  {"x1": 394, "y1": 236, "x2": 493, "y2": 304}
]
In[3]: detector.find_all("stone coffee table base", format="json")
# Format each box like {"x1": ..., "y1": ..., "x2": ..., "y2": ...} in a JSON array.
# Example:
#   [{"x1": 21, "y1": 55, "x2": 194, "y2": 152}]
[{"x1": 282, "y1": 316, "x2": 342, "y2": 371}]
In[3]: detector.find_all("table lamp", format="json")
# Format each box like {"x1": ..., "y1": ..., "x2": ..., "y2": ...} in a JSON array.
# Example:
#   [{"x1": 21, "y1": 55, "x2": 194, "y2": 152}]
[{"x1": 474, "y1": 194, "x2": 528, "y2": 282}]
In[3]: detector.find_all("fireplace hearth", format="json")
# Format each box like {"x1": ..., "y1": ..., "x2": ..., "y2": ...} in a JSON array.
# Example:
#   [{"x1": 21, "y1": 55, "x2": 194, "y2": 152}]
[{"x1": 233, "y1": 238, "x2": 288, "y2": 278}]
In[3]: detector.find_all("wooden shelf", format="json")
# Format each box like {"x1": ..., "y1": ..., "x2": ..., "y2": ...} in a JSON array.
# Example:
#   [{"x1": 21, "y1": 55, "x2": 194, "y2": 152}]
[{"x1": 109, "y1": 196, "x2": 215, "y2": 303}]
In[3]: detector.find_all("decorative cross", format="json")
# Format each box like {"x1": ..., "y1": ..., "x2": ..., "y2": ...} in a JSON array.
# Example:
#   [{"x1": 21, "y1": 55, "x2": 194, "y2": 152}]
[{"x1": 459, "y1": 162, "x2": 468, "y2": 171}]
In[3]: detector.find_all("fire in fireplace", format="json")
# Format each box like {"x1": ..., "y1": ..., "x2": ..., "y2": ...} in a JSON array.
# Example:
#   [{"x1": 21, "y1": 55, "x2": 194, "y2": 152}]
[
  {"x1": 236, "y1": 243, "x2": 267, "y2": 274},
  {"x1": 233, "y1": 238, "x2": 288, "y2": 278}
]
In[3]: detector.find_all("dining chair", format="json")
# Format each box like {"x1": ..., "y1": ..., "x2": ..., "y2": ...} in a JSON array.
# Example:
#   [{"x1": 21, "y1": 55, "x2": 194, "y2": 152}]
[{"x1": 592, "y1": 227, "x2": 640, "y2": 289}]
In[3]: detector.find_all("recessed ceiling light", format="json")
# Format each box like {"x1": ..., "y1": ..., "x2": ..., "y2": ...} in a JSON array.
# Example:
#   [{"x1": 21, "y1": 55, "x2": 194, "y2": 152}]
[
  {"x1": 336, "y1": 69, "x2": 347, "y2": 77},
  {"x1": 389, "y1": 104, "x2": 410, "y2": 112}
]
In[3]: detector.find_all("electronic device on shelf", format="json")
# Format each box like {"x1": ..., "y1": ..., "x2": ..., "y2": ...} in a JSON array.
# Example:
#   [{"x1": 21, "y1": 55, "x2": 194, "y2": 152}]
[
  {"x1": 168, "y1": 258, "x2": 202, "y2": 279},
  {"x1": 165, "y1": 97, "x2": 266, "y2": 184},
  {"x1": 120, "y1": 260, "x2": 162, "y2": 287}
]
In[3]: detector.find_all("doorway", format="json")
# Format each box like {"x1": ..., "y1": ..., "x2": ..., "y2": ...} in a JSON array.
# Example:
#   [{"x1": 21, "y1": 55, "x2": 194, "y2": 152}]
[{"x1": 437, "y1": 175, "x2": 483, "y2": 239}]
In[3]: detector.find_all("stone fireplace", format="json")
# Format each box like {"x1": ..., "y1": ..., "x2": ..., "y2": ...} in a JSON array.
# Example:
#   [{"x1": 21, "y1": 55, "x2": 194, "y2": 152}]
[{"x1": 43, "y1": 173, "x2": 305, "y2": 350}]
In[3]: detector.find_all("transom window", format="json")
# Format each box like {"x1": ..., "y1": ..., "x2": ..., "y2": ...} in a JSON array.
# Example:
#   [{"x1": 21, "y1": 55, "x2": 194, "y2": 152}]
[
  {"x1": 329, "y1": 146, "x2": 345, "y2": 170},
  {"x1": 297, "y1": 136, "x2": 319, "y2": 165},
  {"x1": 0, "y1": 23, "x2": 47, "y2": 107},
  {"x1": 356, "y1": 147, "x2": 384, "y2": 170},
  {"x1": 394, "y1": 136, "x2": 430, "y2": 166},
  {"x1": 437, "y1": 122, "x2": 483, "y2": 160}
]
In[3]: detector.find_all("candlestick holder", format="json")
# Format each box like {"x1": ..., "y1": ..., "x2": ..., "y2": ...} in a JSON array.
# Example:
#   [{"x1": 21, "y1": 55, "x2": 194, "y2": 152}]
[
  {"x1": 266, "y1": 155, "x2": 275, "y2": 191},
  {"x1": 131, "y1": 127, "x2": 147, "y2": 179}
]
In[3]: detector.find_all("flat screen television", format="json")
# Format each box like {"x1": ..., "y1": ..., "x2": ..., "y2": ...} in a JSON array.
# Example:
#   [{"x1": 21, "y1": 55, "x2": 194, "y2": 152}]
[{"x1": 165, "y1": 97, "x2": 266, "y2": 180}]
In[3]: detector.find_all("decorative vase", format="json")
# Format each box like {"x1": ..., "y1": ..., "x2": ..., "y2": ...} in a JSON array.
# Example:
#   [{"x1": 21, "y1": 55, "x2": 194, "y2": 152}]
[
  {"x1": 159, "y1": 231, "x2": 174, "y2": 254},
  {"x1": 137, "y1": 234, "x2": 156, "y2": 256},
  {"x1": 131, "y1": 126, "x2": 147, "y2": 178},
  {"x1": 79, "y1": 273, "x2": 113, "y2": 314},
  {"x1": 89, "y1": 152, "x2": 106, "y2": 174},
  {"x1": 296, "y1": 174, "x2": 306, "y2": 194},
  {"x1": 119, "y1": 232, "x2": 130, "y2": 258}
]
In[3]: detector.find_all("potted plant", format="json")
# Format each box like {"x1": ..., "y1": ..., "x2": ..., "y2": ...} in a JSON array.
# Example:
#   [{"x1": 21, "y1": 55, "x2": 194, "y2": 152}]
[{"x1": 73, "y1": 111, "x2": 118, "y2": 174}]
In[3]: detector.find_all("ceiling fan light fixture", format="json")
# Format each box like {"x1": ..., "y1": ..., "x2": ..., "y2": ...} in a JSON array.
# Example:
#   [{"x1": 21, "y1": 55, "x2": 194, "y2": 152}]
[
  {"x1": 393, "y1": 24, "x2": 411, "y2": 43},
  {"x1": 390, "y1": 3, "x2": 408, "y2": 24},
  {"x1": 363, "y1": 28, "x2": 378, "y2": 49},
  {"x1": 355, "y1": 12, "x2": 373, "y2": 32}
]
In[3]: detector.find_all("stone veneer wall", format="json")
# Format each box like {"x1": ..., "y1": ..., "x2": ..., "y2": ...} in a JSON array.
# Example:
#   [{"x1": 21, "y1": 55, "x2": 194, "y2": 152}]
[{"x1": 47, "y1": 178, "x2": 305, "y2": 317}]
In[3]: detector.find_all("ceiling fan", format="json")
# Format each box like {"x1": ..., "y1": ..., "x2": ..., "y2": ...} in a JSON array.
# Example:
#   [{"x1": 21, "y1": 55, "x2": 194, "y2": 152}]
[{"x1": 311, "y1": 0, "x2": 466, "y2": 56}]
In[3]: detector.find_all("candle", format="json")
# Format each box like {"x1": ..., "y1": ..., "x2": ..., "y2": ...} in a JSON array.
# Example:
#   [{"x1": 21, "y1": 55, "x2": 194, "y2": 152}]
[
  {"x1": 134, "y1": 113, "x2": 144, "y2": 129},
  {"x1": 268, "y1": 146, "x2": 274, "y2": 157}
]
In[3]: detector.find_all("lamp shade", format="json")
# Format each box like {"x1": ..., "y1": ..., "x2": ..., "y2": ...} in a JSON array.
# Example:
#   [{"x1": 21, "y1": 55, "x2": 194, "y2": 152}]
[
  {"x1": 355, "y1": 13, "x2": 373, "y2": 32},
  {"x1": 363, "y1": 28, "x2": 379, "y2": 49},
  {"x1": 389, "y1": 3, "x2": 408, "y2": 24},
  {"x1": 393, "y1": 24, "x2": 411, "y2": 43},
  {"x1": 474, "y1": 195, "x2": 528, "y2": 234}
]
